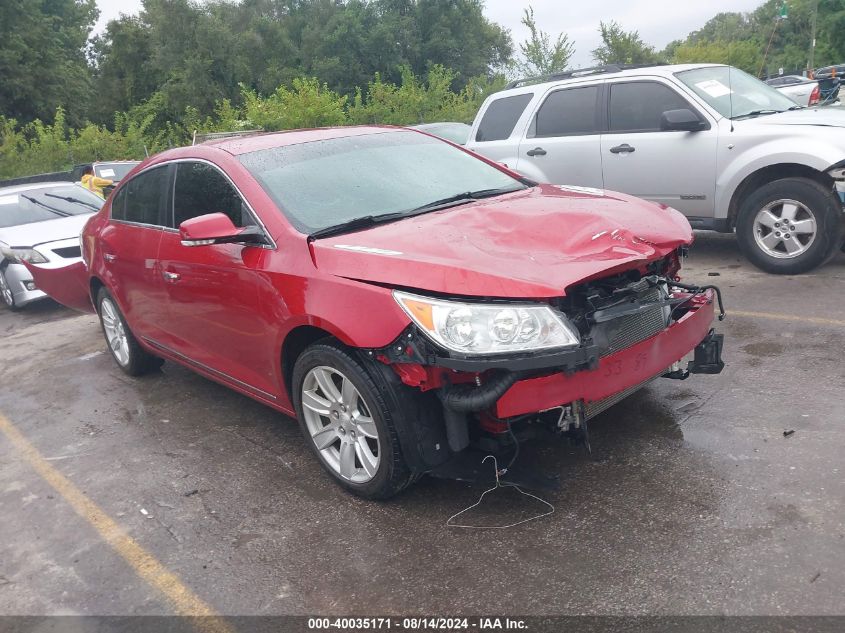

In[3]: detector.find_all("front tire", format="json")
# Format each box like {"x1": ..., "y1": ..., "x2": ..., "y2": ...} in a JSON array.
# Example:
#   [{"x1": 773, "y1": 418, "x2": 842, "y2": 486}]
[
  {"x1": 292, "y1": 342, "x2": 415, "y2": 499},
  {"x1": 0, "y1": 270, "x2": 18, "y2": 310},
  {"x1": 736, "y1": 177, "x2": 843, "y2": 274},
  {"x1": 96, "y1": 288, "x2": 163, "y2": 376}
]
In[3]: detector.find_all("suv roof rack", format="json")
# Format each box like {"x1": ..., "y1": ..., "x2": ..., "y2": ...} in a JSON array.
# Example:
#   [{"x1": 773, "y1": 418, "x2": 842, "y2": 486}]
[{"x1": 504, "y1": 63, "x2": 666, "y2": 90}]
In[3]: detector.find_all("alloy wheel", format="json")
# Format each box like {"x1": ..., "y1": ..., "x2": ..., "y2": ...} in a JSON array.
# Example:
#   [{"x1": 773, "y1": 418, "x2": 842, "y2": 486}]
[
  {"x1": 753, "y1": 199, "x2": 817, "y2": 259},
  {"x1": 0, "y1": 272, "x2": 13, "y2": 307},
  {"x1": 300, "y1": 366, "x2": 380, "y2": 483},
  {"x1": 100, "y1": 297, "x2": 130, "y2": 367}
]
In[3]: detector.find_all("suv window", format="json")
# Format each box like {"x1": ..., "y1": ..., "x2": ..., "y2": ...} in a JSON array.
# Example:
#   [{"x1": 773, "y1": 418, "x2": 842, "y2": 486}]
[
  {"x1": 609, "y1": 82, "x2": 694, "y2": 133},
  {"x1": 532, "y1": 86, "x2": 600, "y2": 138},
  {"x1": 113, "y1": 165, "x2": 168, "y2": 225},
  {"x1": 475, "y1": 93, "x2": 533, "y2": 142},
  {"x1": 171, "y1": 161, "x2": 254, "y2": 229}
]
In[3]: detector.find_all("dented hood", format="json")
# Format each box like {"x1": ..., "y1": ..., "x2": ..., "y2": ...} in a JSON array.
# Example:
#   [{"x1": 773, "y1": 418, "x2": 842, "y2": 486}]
[{"x1": 310, "y1": 185, "x2": 692, "y2": 298}]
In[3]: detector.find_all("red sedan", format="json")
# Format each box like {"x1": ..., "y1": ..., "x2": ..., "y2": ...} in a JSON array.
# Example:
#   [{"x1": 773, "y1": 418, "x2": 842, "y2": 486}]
[{"x1": 29, "y1": 126, "x2": 724, "y2": 499}]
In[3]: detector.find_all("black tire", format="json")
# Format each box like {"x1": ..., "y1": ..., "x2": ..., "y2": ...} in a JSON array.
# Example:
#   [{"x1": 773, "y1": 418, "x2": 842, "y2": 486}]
[
  {"x1": 0, "y1": 270, "x2": 19, "y2": 311},
  {"x1": 292, "y1": 342, "x2": 416, "y2": 500},
  {"x1": 736, "y1": 177, "x2": 844, "y2": 274},
  {"x1": 96, "y1": 287, "x2": 163, "y2": 376}
]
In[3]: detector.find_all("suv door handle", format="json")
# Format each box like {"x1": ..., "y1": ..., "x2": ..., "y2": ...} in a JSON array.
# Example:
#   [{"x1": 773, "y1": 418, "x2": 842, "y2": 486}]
[
  {"x1": 609, "y1": 144, "x2": 635, "y2": 154},
  {"x1": 526, "y1": 147, "x2": 547, "y2": 157},
  {"x1": 163, "y1": 271, "x2": 181, "y2": 282}
]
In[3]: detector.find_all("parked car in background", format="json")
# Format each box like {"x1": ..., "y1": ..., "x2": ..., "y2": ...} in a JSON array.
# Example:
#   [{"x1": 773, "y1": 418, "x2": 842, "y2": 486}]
[
  {"x1": 467, "y1": 63, "x2": 845, "y2": 275},
  {"x1": 410, "y1": 122, "x2": 472, "y2": 145},
  {"x1": 765, "y1": 75, "x2": 821, "y2": 106},
  {"x1": 27, "y1": 126, "x2": 724, "y2": 499},
  {"x1": 71, "y1": 161, "x2": 140, "y2": 196},
  {"x1": 0, "y1": 183, "x2": 102, "y2": 309},
  {"x1": 813, "y1": 64, "x2": 845, "y2": 80}
]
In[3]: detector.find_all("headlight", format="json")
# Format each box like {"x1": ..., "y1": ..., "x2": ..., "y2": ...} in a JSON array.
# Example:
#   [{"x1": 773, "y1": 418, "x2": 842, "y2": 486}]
[
  {"x1": 0, "y1": 246, "x2": 48, "y2": 264},
  {"x1": 394, "y1": 290, "x2": 580, "y2": 355}
]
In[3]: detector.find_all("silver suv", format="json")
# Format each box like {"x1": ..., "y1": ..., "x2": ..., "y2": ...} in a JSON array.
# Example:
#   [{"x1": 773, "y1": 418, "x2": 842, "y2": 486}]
[{"x1": 467, "y1": 63, "x2": 845, "y2": 274}]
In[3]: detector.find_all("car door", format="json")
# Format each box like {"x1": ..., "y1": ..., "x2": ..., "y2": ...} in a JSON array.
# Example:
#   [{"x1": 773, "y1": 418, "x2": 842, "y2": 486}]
[
  {"x1": 516, "y1": 83, "x2": 604, "y2": 188},
  {"x1": 155, "y1": 160, "x2": 277, "y2": 397},
  {"x1": 100, "y1": 165, "x2": 171, "y2": 339},
  {"x1": 600, "y1": 80, "x2": 718, "y2": 218}
]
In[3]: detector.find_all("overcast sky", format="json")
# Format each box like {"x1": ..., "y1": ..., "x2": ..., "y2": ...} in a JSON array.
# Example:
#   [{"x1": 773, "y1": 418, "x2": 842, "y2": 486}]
[{"x1": 94, "y1": 0, "x2": 765, "y2": 68}]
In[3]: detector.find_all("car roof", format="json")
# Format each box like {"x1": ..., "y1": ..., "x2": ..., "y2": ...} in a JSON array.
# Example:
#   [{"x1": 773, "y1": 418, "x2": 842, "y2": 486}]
[
  {"x1": 0, "y1": 181, "x2": 87, "y2": 196},
  {"x1": 498, "y1": 63, "x2": 724, "y2": 94},
  {"x1": 202, "y1": 125, "x2": 407, "y2": 156}
]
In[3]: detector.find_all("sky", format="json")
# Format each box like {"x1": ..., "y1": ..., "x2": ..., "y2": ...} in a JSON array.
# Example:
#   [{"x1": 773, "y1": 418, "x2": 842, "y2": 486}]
[{"x1": 94, "y1": 0, "x2": 765, "y2": 68}]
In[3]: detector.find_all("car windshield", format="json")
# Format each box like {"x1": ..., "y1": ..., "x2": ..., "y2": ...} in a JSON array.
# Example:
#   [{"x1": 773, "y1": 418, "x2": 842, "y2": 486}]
[
  {"x1": 0, "y1": 185, "x2": 102, "y2": 228},
  {"x1": 238, "y1": 130, "x2": 524, "y2": 234},
  {"x1": 676, "y1": 66, "x2": 799, "y2": 119},
  {"x1": 95, "y1": 163, "x2": 137, "y2": 181}
]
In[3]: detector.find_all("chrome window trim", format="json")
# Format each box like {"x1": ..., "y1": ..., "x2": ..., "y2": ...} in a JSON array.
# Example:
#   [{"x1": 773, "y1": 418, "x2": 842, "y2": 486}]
[{"x1": 110, "y1": 158, "x2": 277, "y2": 249}]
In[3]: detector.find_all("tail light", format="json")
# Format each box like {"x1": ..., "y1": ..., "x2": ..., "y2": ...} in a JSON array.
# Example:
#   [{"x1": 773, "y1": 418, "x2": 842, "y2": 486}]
[{"x1": 810, "y1": 83, "x2": 821, "y2": 106}]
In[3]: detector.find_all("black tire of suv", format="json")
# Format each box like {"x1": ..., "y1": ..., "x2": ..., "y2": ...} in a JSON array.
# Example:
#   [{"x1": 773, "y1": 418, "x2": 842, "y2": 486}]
[
  {"x1": 96, "y1": 287, "x2": 163, "y2": 376},
  {"x1": 292, "y1": 342, "x2": 417, "y2": 500},
  {"x1": 736, "y1": 177, "x2": 844, "y2": 274}
]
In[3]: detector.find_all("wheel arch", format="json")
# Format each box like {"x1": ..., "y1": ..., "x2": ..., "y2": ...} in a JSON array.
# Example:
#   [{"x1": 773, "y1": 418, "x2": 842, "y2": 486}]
[
  {"x1": 727, "y1": 163, "x2": 836, "y2": 229},
  {"x1": 281, "y1": 325, "x2": 335, "y2": 399},
  {"x1": 90, "y1": 276, "x2": 105, "y2": 308}
]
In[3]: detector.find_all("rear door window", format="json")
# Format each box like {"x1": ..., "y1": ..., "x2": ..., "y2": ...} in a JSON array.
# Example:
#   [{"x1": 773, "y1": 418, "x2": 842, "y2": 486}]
[
  {"x1": 475, "y1": 93, "x2": 534, "y2": 142},
  {"x1": 532, "y1": 86, "x2": 601, "y2": 138},
  {"x1": 609, "y1": 81, "x2": 695, "y2": 133},
  {"x1": 171, "y1": 161, "x2": 254, "y2": 229},
  {"x1": 113, "y1": 165, "x2": 169, "y2": 226}
]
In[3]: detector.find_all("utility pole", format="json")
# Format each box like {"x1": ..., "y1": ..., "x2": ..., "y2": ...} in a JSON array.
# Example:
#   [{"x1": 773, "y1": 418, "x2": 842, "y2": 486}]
[{"x1": 809, "y1": 0, "x2": 819, "y2": 72}]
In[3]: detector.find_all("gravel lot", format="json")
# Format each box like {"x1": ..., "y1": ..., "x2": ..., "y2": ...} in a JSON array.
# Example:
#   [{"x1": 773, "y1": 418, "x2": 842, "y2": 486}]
[{"x1": 1, "y1": 233, "x2": 844, "y2": 617}]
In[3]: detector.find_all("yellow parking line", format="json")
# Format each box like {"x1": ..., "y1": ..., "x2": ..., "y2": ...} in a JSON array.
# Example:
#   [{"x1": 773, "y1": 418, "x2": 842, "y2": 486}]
[
  {"x1": 0, "y1": 411, "x2": 232, "y2": 633},
  {"x1": 730, "y1": 310, "x2": 845, "y2": 328}
]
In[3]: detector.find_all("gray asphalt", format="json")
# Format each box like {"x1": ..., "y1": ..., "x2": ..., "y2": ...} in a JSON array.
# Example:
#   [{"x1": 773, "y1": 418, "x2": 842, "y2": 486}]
[{"x1": 1, "y1": 233, "x2": 844, "y2": 616}]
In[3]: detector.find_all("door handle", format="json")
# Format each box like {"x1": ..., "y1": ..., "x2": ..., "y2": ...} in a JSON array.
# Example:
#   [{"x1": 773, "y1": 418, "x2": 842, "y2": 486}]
[
  {"x1": 609, "y1": 144, "x2": 635, "y2": 154},
  {"x1": 163, "y1": 271, "x2": 181, "y2": 282},
  {"x1": 526, "y1": 147, "x2": 547, "y2": 157},
  {"x1": 103, "y1": 253, "x2": 116, "y2": 262}
]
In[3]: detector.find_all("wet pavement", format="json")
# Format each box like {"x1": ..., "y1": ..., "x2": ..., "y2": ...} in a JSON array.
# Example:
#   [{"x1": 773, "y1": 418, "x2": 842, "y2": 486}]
[{"x1": 1, "y1": 233, "x2": 844, "y2": 616}]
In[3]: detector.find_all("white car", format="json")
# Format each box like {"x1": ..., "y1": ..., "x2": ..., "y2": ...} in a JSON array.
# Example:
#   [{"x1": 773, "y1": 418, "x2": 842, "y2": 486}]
[
  {"x1": 467, "y1": 63, "x2": 845, "y2": 274},
  {"x1": 0, "y1": 182, "x2": 102, "y2": 309},
  {"x1": 765, "y1": 75, "x2": 821, "y2": 106}
]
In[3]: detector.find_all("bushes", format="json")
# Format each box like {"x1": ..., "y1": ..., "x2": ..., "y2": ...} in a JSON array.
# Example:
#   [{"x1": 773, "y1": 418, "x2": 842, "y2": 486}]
[{"x1": 0, "y1": 67, "x2": 501, "y2": 180}]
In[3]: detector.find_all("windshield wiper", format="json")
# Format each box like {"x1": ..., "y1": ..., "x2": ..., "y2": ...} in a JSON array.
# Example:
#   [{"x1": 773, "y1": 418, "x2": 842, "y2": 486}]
[
  {"x1": 732, "y1": 109, "x2": 785, "y2": 120},
  {"x1": 408, "y1": 185, "x2": 526, "y2": 213},
  {"x1": 44, "y1": 193, "x2": 101, "y2": 211},
  {"x1": 20, "y1": 195, "x2": 72, "y2": 217},
  {"x1": 308, "y1": 212, "x2": 410, "y2": 239}
]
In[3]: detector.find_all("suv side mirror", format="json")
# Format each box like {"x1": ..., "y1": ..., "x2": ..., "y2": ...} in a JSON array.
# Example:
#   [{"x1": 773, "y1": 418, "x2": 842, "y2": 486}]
[
  {"x1": 179, "y1": 212, "x2": 267, "y2": 247},
  {"x1": 661, "y1": 109, "x2": 707, "y2": 132}
]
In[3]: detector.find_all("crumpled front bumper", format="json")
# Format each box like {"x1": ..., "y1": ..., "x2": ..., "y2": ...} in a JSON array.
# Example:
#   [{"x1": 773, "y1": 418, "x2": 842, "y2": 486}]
[{"x1": 494, "y1": 291, "x2": 719, "y2": 419}]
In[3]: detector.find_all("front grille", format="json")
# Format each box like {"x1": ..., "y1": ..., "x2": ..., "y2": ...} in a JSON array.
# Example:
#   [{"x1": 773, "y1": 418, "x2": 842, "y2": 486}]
[
  {"x1": 53, "y1": 246, "x2": 82, "y2": 259},
  {"x1": 601, "y1": 287, "x2": 667, "y2": 357}
]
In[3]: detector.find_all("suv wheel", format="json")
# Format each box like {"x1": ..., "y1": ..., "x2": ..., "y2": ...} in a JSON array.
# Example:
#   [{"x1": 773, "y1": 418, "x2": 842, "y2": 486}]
[
  {"x1": 292, "y1": 342, "x2": 415, "y2": 499},
  {"x1": 96, "y1": 288, "x2": 163, "y2": 376},
  {"x1": 736, "y1": 177, "x2": 843, "y2": 274},
  {"x1": 0, "y1": 270, "x2": 17, "y2": 310}
]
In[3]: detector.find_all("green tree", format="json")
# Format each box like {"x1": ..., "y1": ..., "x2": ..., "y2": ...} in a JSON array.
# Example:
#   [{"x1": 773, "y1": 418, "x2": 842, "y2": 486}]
[
  {"x1": 0, "y1": 0, "x2": 99, "y2": 127},
  {"x1": 514, "y1": 6, "x2": 574, "y2": 77},
  {"x1": 592, "y1": 21, "x2": 662, "y2": 65}
]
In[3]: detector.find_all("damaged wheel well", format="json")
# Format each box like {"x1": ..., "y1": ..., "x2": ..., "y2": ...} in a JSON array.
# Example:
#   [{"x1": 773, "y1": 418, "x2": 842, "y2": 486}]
[
  {"x1": 89, "y1": 276, "x2": 104, "y2": 309},
  {"x1": 728, "y1": 164, "x2": 835, "y2": 228},
  {"x1": 281, "y1": 325, "x2": 334, "y2": 396}
]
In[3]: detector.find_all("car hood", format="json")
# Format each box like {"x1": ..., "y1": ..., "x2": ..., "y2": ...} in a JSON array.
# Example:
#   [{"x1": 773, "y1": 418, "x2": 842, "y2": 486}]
[
  {"x1": 0, "y1": 213, "x2": 93, "y2": 248},
  {"x1": 744, "y1": 107, "x2": 845, "y2": 128},
  {"x1": 310, "y1": 184, "x2": 693, "y2": 298}
]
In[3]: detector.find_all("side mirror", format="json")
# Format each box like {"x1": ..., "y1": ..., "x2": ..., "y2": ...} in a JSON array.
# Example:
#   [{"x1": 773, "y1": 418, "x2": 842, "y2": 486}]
[
  {"x1": 179, "y1": 212, "x2": 267, "y2": 247},
  {"x1": 660, "y1": 109, "x2": 707, "y2": 132}
]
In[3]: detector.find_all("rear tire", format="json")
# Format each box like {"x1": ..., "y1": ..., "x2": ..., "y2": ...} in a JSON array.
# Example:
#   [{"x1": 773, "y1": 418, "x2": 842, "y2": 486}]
[
  {"x1": 736, "y1": 177, "x2": 843, "y2": 274},
  {"x1": 96, "y1": 288, "x2": 163, "y2": 376},
  {"x1": 292, "y1": 342, "x2": 415, "y2": 499}
]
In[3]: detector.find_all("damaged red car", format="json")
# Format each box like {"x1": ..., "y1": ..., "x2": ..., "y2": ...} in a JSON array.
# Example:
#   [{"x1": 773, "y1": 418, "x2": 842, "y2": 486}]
[{"x1": 29, "y1": 127, "x2": 725, "y2": 499}]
